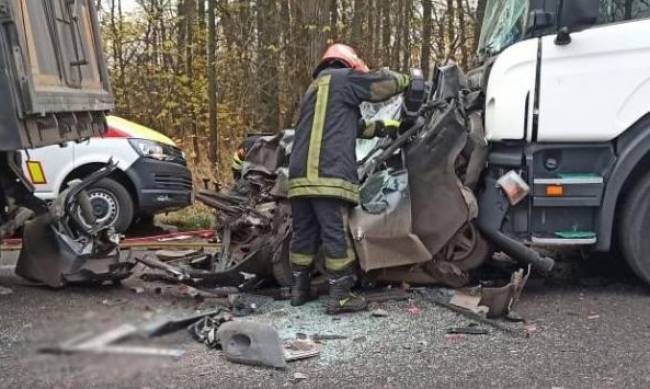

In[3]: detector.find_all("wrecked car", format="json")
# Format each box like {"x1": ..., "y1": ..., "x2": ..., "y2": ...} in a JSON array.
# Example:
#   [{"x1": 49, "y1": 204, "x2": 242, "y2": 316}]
[{"x1": 195, "y1": 67, "x2": 501, "y2": 289}]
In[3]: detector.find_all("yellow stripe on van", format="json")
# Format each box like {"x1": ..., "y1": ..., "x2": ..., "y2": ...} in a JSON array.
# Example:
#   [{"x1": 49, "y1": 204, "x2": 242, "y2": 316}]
[
  {"x1": 26, "y1": 161, "x2": 47, "y2": 184},
  {"x1": 106, "y1": 115, "x2": 176, "y2": 146}
]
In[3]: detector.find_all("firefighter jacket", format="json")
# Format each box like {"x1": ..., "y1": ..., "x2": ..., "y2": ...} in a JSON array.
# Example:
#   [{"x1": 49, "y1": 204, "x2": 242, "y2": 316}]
[{"x1": 288, "y1": 68, "x2": 410, "y2": 204}]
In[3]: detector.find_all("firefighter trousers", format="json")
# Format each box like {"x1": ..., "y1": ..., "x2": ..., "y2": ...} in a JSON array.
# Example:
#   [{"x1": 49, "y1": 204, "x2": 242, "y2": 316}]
[{"x1": 289, "y1": 197, "x2": 356, "y2": 273}]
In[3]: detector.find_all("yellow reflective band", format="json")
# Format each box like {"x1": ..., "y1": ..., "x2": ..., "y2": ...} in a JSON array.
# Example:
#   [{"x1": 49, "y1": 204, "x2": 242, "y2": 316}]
[
  {"x1": 288, "y1": 177, "x2": 360, "y2": 203},
  {"x1": 306, "y1": 75, "x2": 331, "y2": 180},
  {"x1": 383, "y1": 119, "x2": 401, "y2": 128},
  {"x1": 325, "y1": 254, "x2": 356, "y2": 271},
  {"x1": 107, "y1": 115, "x2": 176, "y2": 146},
  {"x1": 26, "y1": 161, "x2": 46, "y2": 184},
  {"x1": 289, "y1": 177, "x2": 359, "y2": 193},
  {"x1": 290, "y1": 252, "x2": 315, "y2": 266}
]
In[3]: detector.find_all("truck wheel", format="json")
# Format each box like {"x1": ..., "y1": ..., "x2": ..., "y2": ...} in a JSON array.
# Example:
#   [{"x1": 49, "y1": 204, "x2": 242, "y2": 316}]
[
  {"x1": 84, "y1": 178, "x2": 135, "y2": 233},
  {"x1": 619, "y1": 172, "x2": 650, "y2": 284}
]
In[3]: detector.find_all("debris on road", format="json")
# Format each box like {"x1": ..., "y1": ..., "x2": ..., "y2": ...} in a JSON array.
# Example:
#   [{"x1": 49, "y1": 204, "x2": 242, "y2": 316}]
[
  {"x1": 284, "y1": 338, "x2": 321, "y2": 361},
  {"x1": 407, "y1": 306, "x2": 422, "y2": 315},
  {"x1": 447, "y1": 323, "x2": 489, "y2": 335},
  {"x1": 144, "y1": 308, "x2": 229, "y2": 337},
  {"x1": 40, "y1": 323, "x2": 184, "y2": 358},
  {"x1": 291, "y1": 372, "x2": 308, "y2": 383},
  {"x1": 416, "y1": 288, "x2": 527, "y2": 337},
  {"x1": 189, "y1": 310, "x2": 234, "y2": 348},
  {"x1": 309, "y1": 333, "x2": 348, "y2": 341},
  {"x1": 445, "y1": 333, "x2": 465, "y2": 342},
  {"x1": 371, "y1": 308, "x2": 389, "y2": 317},
  {"x1": 524, "y1": 324, "x2": 540, "y2": 337},
  {"x1": 217, "y1": 320, "x2": 287, "y2": 369},
  {"x1": 0, "y1": 286, "x2": 13, "y2": 295}
]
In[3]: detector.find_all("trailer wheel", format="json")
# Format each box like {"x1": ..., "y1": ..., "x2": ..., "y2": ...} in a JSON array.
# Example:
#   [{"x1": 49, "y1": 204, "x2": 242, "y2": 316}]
[{"x1": 619, "y1": 171, "x2": 650, "y2": 284}]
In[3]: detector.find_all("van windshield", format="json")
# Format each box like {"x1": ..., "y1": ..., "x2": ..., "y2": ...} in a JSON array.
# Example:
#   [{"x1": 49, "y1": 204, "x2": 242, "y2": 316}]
[{"x1": 477, "y1": 0, "x2": 529, "y2": 58}]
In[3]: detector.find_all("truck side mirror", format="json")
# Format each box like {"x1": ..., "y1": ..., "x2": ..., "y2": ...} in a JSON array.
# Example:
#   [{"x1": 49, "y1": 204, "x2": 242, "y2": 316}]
[{"x1": 555, "y1": 0, "x2": 599, "y2": 45}]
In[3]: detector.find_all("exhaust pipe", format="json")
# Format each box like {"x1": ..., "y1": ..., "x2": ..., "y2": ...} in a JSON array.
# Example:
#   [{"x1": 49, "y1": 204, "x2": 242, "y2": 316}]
[{"x1": 479, "y1": 226, "x2": 555, "y2": 273}]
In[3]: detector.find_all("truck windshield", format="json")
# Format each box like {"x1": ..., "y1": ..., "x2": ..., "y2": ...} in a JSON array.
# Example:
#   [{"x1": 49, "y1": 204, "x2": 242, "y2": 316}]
[{"x1": 477, "y1": 0, "x2": 529, "y2": 58}]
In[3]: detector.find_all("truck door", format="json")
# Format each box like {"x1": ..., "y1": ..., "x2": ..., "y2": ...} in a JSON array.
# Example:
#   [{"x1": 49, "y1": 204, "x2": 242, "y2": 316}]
[{"x1": 537, "y1": 4, "x2": 650, "y2": 142}]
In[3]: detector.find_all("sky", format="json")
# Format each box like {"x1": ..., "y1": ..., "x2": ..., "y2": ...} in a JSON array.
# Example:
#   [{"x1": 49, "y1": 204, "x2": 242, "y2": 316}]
[{"x1": 121, "y1": 0, "x2": 139, "y2": 12}]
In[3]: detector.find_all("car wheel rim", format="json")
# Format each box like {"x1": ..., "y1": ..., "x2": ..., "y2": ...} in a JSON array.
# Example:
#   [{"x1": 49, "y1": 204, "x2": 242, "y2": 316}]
[{"x1": 83, "y1": 190, "x2": 120, "y2": 226}]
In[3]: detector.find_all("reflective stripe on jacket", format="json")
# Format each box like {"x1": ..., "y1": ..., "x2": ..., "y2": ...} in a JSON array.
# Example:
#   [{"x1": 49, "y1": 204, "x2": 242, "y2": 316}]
[{"x1": 288, "y1": 68, "x2": 409, "y2": 204}]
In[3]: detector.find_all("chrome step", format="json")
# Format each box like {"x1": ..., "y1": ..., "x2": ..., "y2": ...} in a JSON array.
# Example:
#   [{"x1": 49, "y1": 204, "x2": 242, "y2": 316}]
[{"x1": 531, "y1": 236, "x2": 597, "y2": 246}]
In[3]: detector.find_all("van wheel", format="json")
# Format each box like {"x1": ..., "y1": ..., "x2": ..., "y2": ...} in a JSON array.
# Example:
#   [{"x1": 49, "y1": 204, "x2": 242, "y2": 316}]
[
  {"x1": 619, "y1": 171, "x2": 650, "y2": 284},
  {"x1": 84, "y1": 178, "x2": 135, "y2": 233}
]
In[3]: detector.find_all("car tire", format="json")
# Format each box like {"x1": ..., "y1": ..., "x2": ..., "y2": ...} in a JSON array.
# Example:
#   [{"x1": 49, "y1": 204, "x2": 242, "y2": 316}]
[
  {"x1": 619, "y1": 171, "x2": 650, "y2": 284},
  {"x1": 85, "y1": 178, "x2": 135, "y2": 233}
]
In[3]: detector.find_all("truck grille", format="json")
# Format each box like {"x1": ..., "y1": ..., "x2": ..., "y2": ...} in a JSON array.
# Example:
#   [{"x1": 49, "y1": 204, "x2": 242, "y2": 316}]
[{"x1": 154, "y1": 174, "x2": 193, "y2": 190}]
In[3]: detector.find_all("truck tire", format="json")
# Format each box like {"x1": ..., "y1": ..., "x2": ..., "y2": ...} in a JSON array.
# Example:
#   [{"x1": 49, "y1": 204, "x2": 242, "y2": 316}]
[
  {"x1": 619, "y1": 171, "x2": 650, "y2": 284},
  {"x1": 85, "y1": 178, "x2": 135, "y2": 233}
]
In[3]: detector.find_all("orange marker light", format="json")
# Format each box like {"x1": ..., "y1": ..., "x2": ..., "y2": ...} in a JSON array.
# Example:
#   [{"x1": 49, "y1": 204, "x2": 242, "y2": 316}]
[{"x1": 546, "y1": 185, "x2": 564, "y2": 197}]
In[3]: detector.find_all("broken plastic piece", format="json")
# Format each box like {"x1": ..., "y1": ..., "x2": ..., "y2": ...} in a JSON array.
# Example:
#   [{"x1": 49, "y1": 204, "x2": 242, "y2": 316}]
[
  {"x1": 497, "y1": 170, "x2": 530, "y2": 205},
  {"x1": 283, "y1": 338, "x2": 320, "y2": 362},
  {"x1": 217, "y1": 320, "x2": 287, "y2": 369}
]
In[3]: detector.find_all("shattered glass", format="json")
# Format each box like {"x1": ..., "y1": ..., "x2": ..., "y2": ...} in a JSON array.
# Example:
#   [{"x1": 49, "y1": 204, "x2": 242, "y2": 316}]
[
  {"x1": 359, "y1": 169, "x2": 406, "y2": 214},
  {"x1": 477, "y1": 0, "x2": 529, "y2": 57}
]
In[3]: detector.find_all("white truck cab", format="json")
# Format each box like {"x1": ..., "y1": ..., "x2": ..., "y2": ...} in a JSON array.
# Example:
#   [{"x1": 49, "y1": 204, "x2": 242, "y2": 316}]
[
  {"x1": 473, "y1": 0, "x2": 650, "y2": 282},
  {"x1": 22, "y1": 116, "x2": 193, "y2": 232}
]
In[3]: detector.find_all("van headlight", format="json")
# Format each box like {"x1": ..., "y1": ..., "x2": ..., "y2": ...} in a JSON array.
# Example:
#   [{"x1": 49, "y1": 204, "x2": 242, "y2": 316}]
[{"x1": 129, "y1": 139, "x2": 169, "y2": 161}]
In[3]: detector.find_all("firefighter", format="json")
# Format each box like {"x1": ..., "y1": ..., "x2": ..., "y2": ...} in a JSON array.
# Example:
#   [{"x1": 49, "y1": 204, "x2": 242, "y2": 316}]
[
  {"x1": 231, "y1": 137, "x2": 259, "y2": 180},
  {"x1": 288, "y1": 43, "x2": 411, "y2": 314}
]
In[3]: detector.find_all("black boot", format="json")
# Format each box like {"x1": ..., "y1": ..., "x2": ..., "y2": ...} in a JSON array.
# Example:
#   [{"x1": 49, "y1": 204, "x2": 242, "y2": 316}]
[
  {"x1": 291, "y1": 267, "x2": 313, "y2": 306},
  {"x1": 326, "y1": 270, "x2": 367, "y2": 315}
]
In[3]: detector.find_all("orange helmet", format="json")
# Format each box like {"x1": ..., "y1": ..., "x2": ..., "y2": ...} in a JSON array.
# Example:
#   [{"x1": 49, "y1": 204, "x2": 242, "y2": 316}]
[{"x1": 312, "y1": 44, "x2": 369, "y2": 78}]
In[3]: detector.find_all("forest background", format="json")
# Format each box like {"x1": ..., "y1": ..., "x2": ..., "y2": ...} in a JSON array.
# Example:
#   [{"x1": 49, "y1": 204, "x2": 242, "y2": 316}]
[{"x1": 96, "y1": 0, "x2": 488, "y2": 183}]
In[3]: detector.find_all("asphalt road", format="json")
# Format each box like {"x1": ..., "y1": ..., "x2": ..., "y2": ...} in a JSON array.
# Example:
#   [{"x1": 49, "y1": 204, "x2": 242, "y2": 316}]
[{"x1": 1, "y1": 252, "x2": 650, "y2": 389}]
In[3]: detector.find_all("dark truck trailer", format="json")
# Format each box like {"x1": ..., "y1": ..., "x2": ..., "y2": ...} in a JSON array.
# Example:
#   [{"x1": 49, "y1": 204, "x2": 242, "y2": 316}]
[
  {"x1": 1, "y1": 1, "x2": 131, "y2": 287},
  {"x1": 0, "y1": 0, "x2": 112, "y2": 150}
]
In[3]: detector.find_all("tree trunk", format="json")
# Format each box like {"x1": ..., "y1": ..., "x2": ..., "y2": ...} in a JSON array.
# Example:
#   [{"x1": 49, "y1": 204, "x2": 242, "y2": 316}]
[
  {"x1": 256, "y1": 0, "x2": 280, "y2": 131},
  {"x1": 381, "y1": 0, "x2": 390, "y2": 67},
  {"x1": 351, "y1": 0, "x2": 363, "y2": 50},
  {"x1": 472, "y1": 0, "x2": 487, "y2": 54},
  {"x1": 208, "y1": 0, "x2": 218, "y2": 163},
  {"x1": 456, "y1": 0, "x2": 467, "y2": 68},
  {"x1": 446, "y1": 0, "x2": 455, "y2": 61},
  {"x1": 401, "y1": 0, "x2": 411, "y2": 72},
  {"x1": 421, "y1": 0, "x2": 432, "y2": 80}
]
